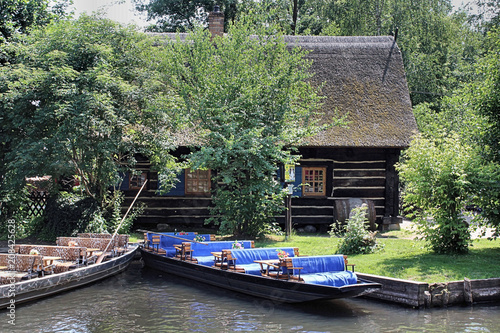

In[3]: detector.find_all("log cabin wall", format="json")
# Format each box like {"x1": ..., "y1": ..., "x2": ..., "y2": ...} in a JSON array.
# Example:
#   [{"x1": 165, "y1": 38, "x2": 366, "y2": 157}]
[
  {"x1": 124, "y1": 147, "x2": 401, "y2": 231},
  {"x1": 120, "y1": 155, "x2": 213, "y2": 230},
  {"x1": 283, "y1": 147, "x2": 402, "y2": 231}
]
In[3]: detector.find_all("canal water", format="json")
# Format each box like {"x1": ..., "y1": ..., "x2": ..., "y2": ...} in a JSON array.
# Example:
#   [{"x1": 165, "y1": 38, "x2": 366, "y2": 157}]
[{"x1": 3, "y1": 260, "x2": 499, "y2": 332}]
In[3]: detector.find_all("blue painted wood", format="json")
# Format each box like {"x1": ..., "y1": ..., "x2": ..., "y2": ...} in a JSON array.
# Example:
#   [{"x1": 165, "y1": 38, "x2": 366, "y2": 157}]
[
  {"x1": 293, "y1": 167, "x2": 302, "y2": 196},
  {"x1": 158, "y1": 170, "x2": 185, "y2": 196},
  {"x1": 119, "y1": 172, "x2": 129, "y2": 190},
  {"x1": 278, "y1": 167, "x2": 302, "y2": 197}
]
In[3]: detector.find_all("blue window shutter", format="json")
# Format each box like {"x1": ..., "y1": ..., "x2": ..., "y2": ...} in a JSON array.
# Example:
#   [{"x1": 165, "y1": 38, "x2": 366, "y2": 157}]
[
  {"x1": 119, "y1": 172, "x2": 129, "y2": 190},
  {"x1": 277, "y1": 167, "x2": 302, "y2": 197},
  {"x1": 158, "y1": 169, "x2": 185, "y2": 196},
  {"x1": 293, "y1": 167, "x2": 302, "y2": 197}
]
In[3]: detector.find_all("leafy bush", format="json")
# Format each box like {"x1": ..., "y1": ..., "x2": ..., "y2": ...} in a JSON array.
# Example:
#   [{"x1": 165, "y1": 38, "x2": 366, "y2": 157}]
[
  {"x1": 39, "y1": 192, "x2": 100, "y2": 241},
  {"x1": 100, "y1": 191, "x2": 144, "y2": 235},
  {"x1": 208, "y1": 183, "x2": 286, "y2": 238},
  {"x1": 30, "y1": 190, "x2": 143, "y2": 240},
  {"x1": 330, "y1": 205, "x2": 382, "y2": 255},
  {"x1": 397, "y1": 133, "x2": 474, "y2": 254},
  {"x1": 419, "y1": 216, "x2": 471, "y2": 254}
]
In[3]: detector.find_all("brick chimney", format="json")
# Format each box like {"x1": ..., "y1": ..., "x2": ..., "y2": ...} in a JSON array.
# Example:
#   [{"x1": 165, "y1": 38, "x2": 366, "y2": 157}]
[{"x1": 208, "y1": 5, "x2": 224, "y2": 38}]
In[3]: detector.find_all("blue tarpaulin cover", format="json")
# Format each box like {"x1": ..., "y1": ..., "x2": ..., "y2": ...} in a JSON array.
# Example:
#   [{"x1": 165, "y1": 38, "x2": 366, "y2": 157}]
[
  {"x1": 291, "y1": 255, "x2": 346, "y2": 273},
  {"x1": 300, "y1": 271, "x2": 357, "y2": 286},
  {"x1": 191, "y1": 241, "x2": 254, "y2": 266},
  {"x1": 230, "y1": 248, "x2": 296, "y2": 264},
  {"x1": 230, "y1": 248, "x2": 297, "y2": 275},
  {"x1": 291, "y1": 255, "x2": 357, "y2": 287},
  {"x1": 146, "y1": 232, "x2": 197, "y2": 243},
  {"x1": 146, "y1": 233, "x2": 212, "y2": 257},
  {"x1": 190, "y1": 241, "x2": 254, "y2": 257}
]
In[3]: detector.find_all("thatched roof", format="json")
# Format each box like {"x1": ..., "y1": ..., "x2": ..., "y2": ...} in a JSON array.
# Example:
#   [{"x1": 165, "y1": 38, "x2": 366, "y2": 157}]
[
  {"x1": 152, "y1": 33, "x2": 417, "y2": 149},
  {"x1": 285, "y1": 35, "x2": 417, "y2": 148}
]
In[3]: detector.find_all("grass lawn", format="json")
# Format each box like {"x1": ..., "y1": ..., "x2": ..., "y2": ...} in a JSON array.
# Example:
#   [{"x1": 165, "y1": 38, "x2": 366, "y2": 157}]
[
  {"x1": 132, "y1": 226, "x2": 500, "y2": 284},
  {"x1": 254, "y1": 233, "x2": 500, "y2": 284}
]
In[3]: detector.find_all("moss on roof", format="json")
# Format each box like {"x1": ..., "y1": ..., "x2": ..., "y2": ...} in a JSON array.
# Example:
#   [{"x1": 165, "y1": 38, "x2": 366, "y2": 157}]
[
  {"x1": 285, "y1": 36, "x2": 417, "y2": 148},
  {"x1": 152, "y1": 34, "x2": 418, "y2": 148}
]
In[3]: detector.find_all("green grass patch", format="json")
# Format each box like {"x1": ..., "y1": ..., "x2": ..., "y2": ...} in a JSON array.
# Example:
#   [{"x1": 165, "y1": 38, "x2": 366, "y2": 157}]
[
  {"x1": 255, "y1": 234, "x2": 500, "y2": 283},
  {"x1": 129, "y1": 233, "x2": 143, "y2": 243}
]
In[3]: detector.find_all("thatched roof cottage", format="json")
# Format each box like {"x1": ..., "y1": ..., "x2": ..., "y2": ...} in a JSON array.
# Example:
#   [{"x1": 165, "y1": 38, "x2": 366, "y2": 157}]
[{"x1": 122, "y1": 11, "x2": 418, "y2": 231}]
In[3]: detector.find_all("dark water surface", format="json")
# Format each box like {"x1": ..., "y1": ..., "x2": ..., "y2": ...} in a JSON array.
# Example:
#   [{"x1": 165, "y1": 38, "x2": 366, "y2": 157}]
[{"x1": 2, "y1": 260, "x2": 499, "y2": 332}]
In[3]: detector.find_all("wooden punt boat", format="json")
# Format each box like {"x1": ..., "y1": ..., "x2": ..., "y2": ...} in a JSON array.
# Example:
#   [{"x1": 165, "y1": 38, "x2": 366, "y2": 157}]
[
  {"x1": 140, "y1": 247, "x2": 381, "y2": 303},
  {"x1": 0, "y1": 244, "x2": 138, "y2": 309}
]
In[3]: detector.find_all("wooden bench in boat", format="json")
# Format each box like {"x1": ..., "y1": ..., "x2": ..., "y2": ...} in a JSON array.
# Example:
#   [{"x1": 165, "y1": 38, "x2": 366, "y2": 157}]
[
  {"x1": 56, "y1": 237, "x2": 118, "y2": 263},
  {"x1": 253, "y1": 258, "x2": 300, "y2": 279},
  {"x1": 174, "y1": 242, "x2": 192, "y2": 261},
  {"x1": 217, "y1": 248, "x2": 300, "y2": 275},
  {"x1": 0, "y1": 253, "x2": 43, "y2": 284},
  {"x1": 211, "y1": 249, "x2": 238, "y2": 270},
  {"x1": 152, "y1": 235, "x2": 167, "y2": 255},
  {"x1": 15, "y1": 245, "x2": 86, "y2": 273},
  {"x1": 78, "y1": 233, "x2": 129, "y2": 254},
  {"x1": 173, "y1": 241, "x2": 255, "y2": 266}
]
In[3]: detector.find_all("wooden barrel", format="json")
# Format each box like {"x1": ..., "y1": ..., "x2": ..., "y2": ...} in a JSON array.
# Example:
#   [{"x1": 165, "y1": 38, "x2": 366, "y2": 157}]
[{"x1": 334, "y1": 198, "x2": 376, "y2": 231}]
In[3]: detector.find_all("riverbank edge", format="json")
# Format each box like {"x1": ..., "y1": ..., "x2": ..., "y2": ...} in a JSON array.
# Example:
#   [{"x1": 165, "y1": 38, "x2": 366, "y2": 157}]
[{"x1": 357, "y1": 272, "x2": 500, "y2": 308}]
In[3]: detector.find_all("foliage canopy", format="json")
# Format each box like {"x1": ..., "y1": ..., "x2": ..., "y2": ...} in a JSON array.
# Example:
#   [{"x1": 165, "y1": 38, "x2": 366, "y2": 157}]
[
  {"x1": 160, "y1": 13, "x2": 330, "y2": 236},
  {"x1": 397, "y1": 133, "x2": 475, "y2": 254},
  {"x1": 0, "y1": 15, "x2": 177, "y2": 205}
]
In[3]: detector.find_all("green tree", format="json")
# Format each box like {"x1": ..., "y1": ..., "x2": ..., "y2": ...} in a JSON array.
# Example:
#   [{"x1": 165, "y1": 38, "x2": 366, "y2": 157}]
[
  {"x1": 396, "y1": 133, "x2": 475, "y2": 254},
  {"x1": 435, "y1": 28, "x2": 500, "y2": 230},
  {"x1": 161, "y1": 13, "x2": 330, "y2": 237},
  {"x1": 0, "y1": 15, "x2": 177, "y2": 206},
  {"x1": 0, "y1": 0, "x2": 71, "y2": 43}
]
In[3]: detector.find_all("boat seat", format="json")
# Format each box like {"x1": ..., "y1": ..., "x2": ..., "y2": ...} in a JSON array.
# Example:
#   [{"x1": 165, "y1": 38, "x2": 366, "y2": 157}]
[
  {"x1": 213, "y1": 250, "x2": 238, "y2": 270},
  {"x1": 0, "y1": 271, "x2": 32, "y2": 284},
  {"x1": 144, "y1": 233, "x2": 215, "y2": 257},
  {"x1": 57, "y1": 237, "x2": 118, "y2": 260},
  {"x1": 151, "y1": 235, "x2": 161, "y2": 252},
  {"x1": 85, "y1": 250, "x2": 115, "y2": 265},
  {"x1": 344, "y1": 255, "x2": 355, "y2": 272},
  {"x1": 15, "y1": 245, "x2": 85, "y2": 272},
  {"x1": 0, "y1": 254, "x2": 44, "y2": 281},
  {"x1": 52, "y1": 261, "x2": 77, "y2": 273},
  {"x1": 78, "y1": 233, "x2": 129, "y2": 249},
  {"x1": 266, "y1": 258, "x2": 303, "y2": 280},
  {"x1": 180, "y1": 240, "x2": 254, "y2": 266},
  {"x1": 226, "y1": 248, "x2": 299, "y2": 275},
  {"x1": 174, "y1": 243, "x2": 194, "y2": 261}
]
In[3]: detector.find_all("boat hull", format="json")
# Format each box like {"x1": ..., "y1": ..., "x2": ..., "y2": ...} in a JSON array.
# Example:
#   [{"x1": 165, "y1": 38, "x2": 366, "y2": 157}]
[
  {"x1": 140, "y1": 248, "x2": 381, "y2": 303},
  {"x1": 0, "y1": 245, "x2": 138, "y2": 309}
]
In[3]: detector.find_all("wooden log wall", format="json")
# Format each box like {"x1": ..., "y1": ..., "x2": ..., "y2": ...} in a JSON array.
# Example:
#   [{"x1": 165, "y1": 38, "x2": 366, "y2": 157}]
[
  {"x1": 125, "y1": 147, "x2": 402, "y2": 230},
  {"x1": 279, "y1": 147, "x2": 402, "y2": 230}
]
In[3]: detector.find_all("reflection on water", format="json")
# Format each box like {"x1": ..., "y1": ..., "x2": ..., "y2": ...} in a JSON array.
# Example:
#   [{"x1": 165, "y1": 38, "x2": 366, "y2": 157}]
[{"x1": 2, "y1": 260, "x2": 499, "y2": 333}]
